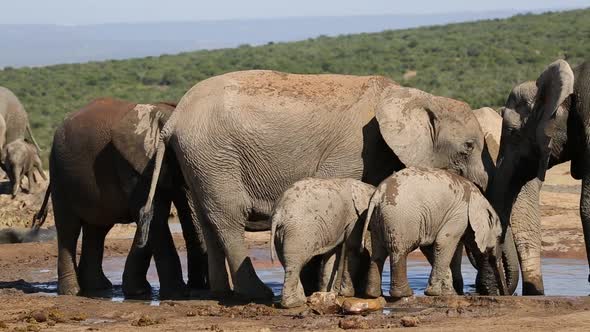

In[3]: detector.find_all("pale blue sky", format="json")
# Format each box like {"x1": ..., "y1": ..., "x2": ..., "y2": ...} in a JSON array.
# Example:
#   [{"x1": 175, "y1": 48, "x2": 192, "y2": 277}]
[{"x1": 2, "y1": 0, "x2": 589, "y2": 25}]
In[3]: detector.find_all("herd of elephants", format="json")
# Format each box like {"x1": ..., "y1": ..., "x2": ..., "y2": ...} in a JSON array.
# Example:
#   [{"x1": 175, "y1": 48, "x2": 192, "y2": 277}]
[{"x1": 0, "y1": 58, "x2": 589, "y2": 308}]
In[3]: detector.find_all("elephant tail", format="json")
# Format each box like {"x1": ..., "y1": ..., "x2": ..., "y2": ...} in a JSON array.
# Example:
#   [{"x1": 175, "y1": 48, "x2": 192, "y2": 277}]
[
  {"x1": 137, "y1": 138, "x2": 166, "y2": 248},
  {"x1": 270, "y1": 219, "x2": 277, "y2": 264},
  {"x1": 31, "y1": 183, "x2": 51, "y2": 230},
  {"x1": 361, "y1": 199, "x2": 376, "y2": 251},
  {"x1": 26, "y1": 123, "x2": 42, "y2": 152}
]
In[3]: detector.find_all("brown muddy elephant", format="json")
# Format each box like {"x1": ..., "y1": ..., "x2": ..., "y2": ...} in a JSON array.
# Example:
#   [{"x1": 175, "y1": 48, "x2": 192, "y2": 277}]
[
  {"x1": 139, "y1": 70, "x2": 511, "y2": 300},
  {"x1": 34, "y1": 98, "x2": 208, "y2": 298}
]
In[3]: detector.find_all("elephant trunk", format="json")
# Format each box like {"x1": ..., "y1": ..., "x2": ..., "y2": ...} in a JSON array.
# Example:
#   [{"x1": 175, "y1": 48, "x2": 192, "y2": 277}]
[
  {"x1": 491, "y1": 239, "x2": 509, "y2": 295},
  {"x1": 501, "y1": 226, "x2": 520, "y2": 295}
]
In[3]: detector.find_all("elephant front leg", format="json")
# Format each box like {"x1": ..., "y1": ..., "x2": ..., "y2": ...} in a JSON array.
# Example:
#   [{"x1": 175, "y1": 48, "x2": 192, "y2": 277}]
[
  {"x1": 201, "y1": 221, "x2": 232, "y2": 297},
  {"x1": 174, "y1": 189, "x2": 209, "y2": 290},
  {"x1": 425, "y1": 235, "x2": 460, "y2": 296},
  {"x1": 318, "y1": 250, "x2": 338, "y2": 292},
  {"x1": 78, "y1": 224, "x2": 113, "y2": 294},
  {"x1": 510, "y1": 178, "x2": 544, "y2": 295}
]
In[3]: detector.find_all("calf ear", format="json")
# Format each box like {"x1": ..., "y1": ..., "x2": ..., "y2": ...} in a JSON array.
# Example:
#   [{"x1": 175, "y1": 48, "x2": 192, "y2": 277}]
[
  {"x1": 532, "y1": 60, "x2": 574, "y2": 181},
  {"x1": 112, "y1": 104, "x2": 174, "y2": 175},
  {"x1": 468, "y1": 190, "x2": 502, "y2": 253}
]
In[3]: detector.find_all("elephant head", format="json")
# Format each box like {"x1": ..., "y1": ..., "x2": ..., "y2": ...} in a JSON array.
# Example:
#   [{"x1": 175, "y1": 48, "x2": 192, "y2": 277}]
[
  {"x1": 488, "y1": 59, "x2": 575, "y2": 295},
  {"x1": 465, "y1": 190, "x2": 509, "y2": 295},
  {"x1": 376, "y1": 86, "x2": 493, "y2": 191}
]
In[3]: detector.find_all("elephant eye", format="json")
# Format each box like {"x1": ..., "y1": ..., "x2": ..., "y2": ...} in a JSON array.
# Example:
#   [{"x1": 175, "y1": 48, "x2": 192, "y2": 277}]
[{"x1": 461, "y1": 140, "x2": 475, "y2": 155}]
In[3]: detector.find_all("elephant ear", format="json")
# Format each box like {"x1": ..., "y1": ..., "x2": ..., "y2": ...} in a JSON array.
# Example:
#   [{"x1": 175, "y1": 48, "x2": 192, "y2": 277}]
[
  {"x1": 467, "y1": 189, "x2": 502, "y2": 253},
  {"x1": 532, "y1": 60, "x2": 574, "y2": 181},
  {"x1": 375, "y1": 87, "x2": 442, "y2": 167},
  {"x1": 351, "y1": 182, "x2": 375, "y2": 217},
  {"x1": 112, "y1": 103, "x2": 174, "y2": 175},
  {"x1": 472, "y1": 108, "x2": 501, "y2": 163}
]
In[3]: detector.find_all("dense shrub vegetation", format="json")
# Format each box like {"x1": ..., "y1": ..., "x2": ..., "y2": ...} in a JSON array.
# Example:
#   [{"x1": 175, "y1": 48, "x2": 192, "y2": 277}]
[{"x1": 1, "y1": 9, "x2": 589, "y2": 159}]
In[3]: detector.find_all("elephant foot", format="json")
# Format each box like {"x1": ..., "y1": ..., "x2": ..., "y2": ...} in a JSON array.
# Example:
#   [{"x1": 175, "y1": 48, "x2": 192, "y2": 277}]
[
  {"x1": 280, "y1": 294, "x2": 307, "y2": 308},
  {"x1": 159, "y1": 285, "x2": 190, "y2": 300},
  {"x1": 123, "y1": 279, "x2": 152, "y2": 298},
  {"x1": 339, "y1": 284, "x2": 355, "y2": 297},
  {"x1": 522, "y1": 282, "x2": 545, "y2": 295},
  {"x1": 364, "y1": 281, "x2": 383, "y2": 299},
  {"x1": 389, "y1": 285, "x2": 413, "y2": 298},
  {"x1": 58, "y1": 278, "x2": 81, "y2": 296},
  {"x1": 79, "y1": 272, "x2": 112, "y2": 292},
  {"x1": 424, "y1": 283, "x2": 456, "y2": 297},
  {"x1": 209, "y1": 289, "x2": 234, "y2": 299},
  {"x1": 233, "y1": 275, "x2": 274, "y2": 300},
  {"x1": 188, "y1": 276, "x2": 209, "y2": 290}
]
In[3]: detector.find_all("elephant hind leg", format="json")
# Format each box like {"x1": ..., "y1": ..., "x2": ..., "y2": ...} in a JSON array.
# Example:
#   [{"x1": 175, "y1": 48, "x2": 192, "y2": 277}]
[
  {"x1": 451, "y1": 243, "x2": 464, "y2": 295},
  {"x1": 54, "y1": 201, "x2": 82, "y2": 295},
  {"x1": 78, "y1": 223, "x2": 113, "y2": 293},
  {"x1": 281, "y1": 264, "x2": 307, "y2": 308},
  {"x1": 207, "y1": 206, "x2": 273, "y2": 300},
  {"x1": 150, "y1": 199, "x2": 187, "y2": 300},
  {"x1": 390, "y1": 251, "x2": 413, "y2": 298},
  {"x1": 123, "y1": 228, "x2": 153, "y2": 298},
  {"x1": 365, "y1": 240, "x2": 387, "y2": 298}
]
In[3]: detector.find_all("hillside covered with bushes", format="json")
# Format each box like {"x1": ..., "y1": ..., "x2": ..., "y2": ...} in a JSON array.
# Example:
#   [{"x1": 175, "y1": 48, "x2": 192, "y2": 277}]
[{"x1": 1, "y1": 9, "x2": 589, "y2": 157}]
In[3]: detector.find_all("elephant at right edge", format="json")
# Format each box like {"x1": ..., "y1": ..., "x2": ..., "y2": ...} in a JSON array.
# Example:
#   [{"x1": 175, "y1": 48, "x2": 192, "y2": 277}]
[
  {"x1": 489, "y1": 59, "x2": 590, "y2": 295},
  {"x1": 140, "y1": 70, "x2": 518, "y2": 299}
]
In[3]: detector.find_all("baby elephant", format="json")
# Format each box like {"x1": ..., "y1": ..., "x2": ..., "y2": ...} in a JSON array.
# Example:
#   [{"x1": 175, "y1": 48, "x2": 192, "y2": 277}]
[
  {"x1": 271, "y1": 178, "x2": 375, "y2": 308},
  {"x1": 1, "y1": 139, "x2": 46, "y2": 197},
  {"x1": 363, "y1": 167, "x2": 508, "y2": 298}
]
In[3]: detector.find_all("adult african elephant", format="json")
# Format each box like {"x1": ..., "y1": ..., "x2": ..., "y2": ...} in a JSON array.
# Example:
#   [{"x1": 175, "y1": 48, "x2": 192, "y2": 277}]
[
  {"x1": 140, "y1": 70, "x2": 506, "y2": 299},
  {"x1": 0, "y1": 86, "x2": 41, "y2": 151},
  {"x1": 36, "y1": 98, "x2": 208, "y2": 297},
  {"x1": 488, "y1": 59, "x2": 590, "y2": 295}
]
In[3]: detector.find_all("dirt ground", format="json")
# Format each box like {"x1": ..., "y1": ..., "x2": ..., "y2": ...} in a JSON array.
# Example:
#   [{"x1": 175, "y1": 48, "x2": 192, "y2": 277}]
[{"x1": 0, "y1": 164, "x2": 588, "y2": 331}]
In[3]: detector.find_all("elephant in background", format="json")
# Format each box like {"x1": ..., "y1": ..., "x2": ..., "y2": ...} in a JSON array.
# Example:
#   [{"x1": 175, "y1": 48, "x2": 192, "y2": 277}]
[
  {"x1": 488, "y1": 59, "x2": 590, "y2": 295},
  {"x1": 34, "y1": 98, "x2": 208, "y2": 297},
  {"x1": 0, "y1": 86, "x2": 41, "y2": 152},
  {"x1": 270, "y1": 178, "x2": 375, "y2": 308},
  {"x1": 1, "y1": 139, "x2": 47, "y2": 197},
  {"x1": 140, "y1": 70, "x2": 510, "y2": 300},
  {"x1": 363, "y1": 167, "x2": 509, "y2": 298}
]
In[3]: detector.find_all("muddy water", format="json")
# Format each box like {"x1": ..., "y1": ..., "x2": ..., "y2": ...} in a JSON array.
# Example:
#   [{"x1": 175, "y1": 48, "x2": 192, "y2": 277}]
[{"x1": 30, "y1": 248, "x2": 589, "y2": 303}]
